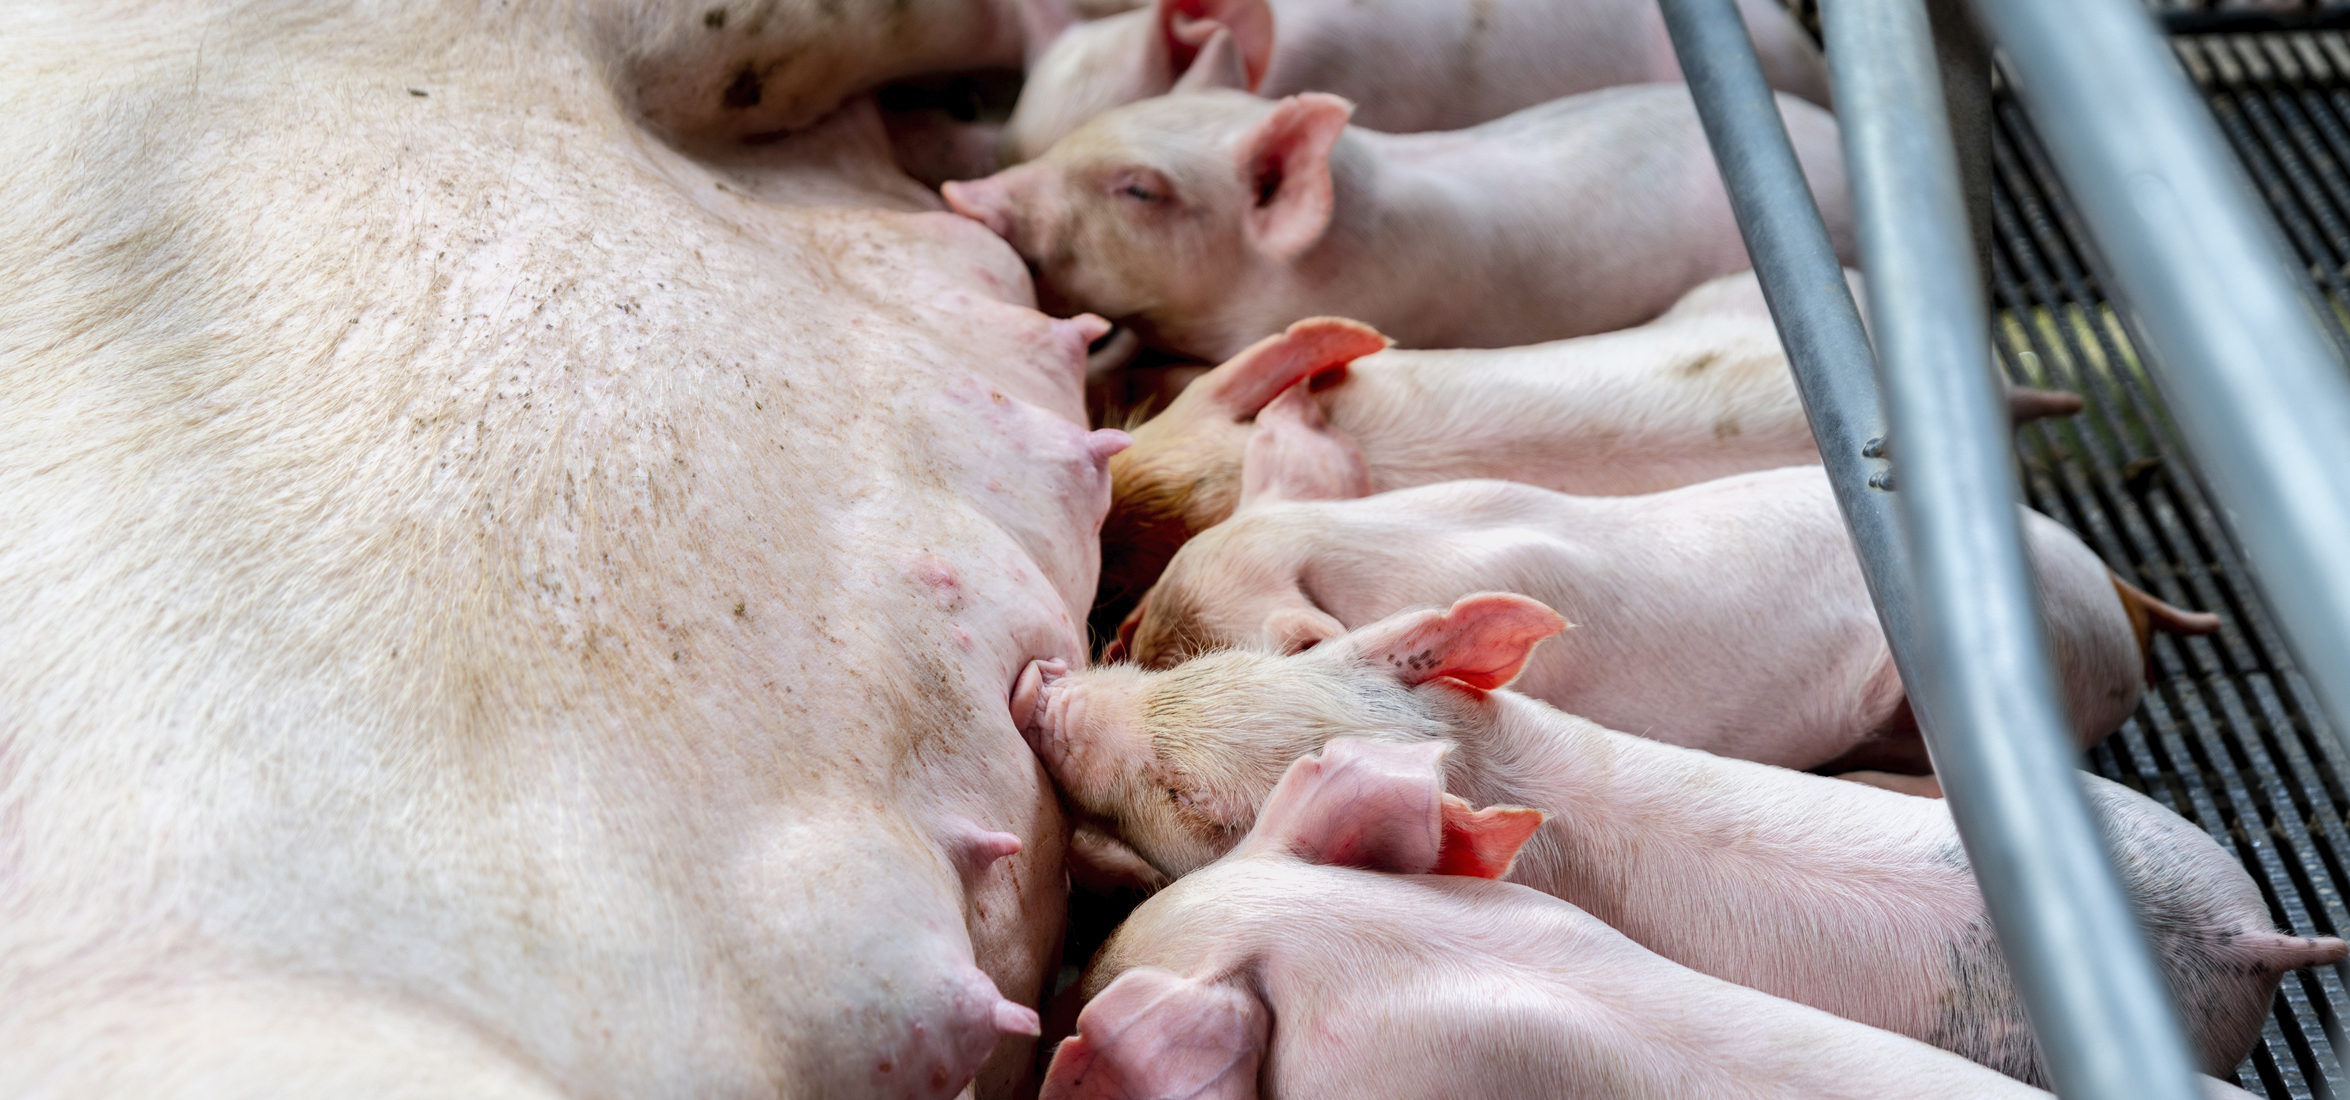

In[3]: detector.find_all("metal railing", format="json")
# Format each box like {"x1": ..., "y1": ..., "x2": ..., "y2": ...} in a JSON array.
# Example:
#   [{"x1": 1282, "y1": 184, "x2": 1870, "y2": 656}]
[{"x1": 1662, "y1": 0, "x2": 2350, "y2": 1092}]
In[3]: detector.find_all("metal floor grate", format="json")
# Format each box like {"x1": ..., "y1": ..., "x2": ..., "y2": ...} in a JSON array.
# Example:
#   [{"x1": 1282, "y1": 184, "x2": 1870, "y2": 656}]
[{"x1": 1992, "y1": 42, "x2": 2350, "y2": 1093}]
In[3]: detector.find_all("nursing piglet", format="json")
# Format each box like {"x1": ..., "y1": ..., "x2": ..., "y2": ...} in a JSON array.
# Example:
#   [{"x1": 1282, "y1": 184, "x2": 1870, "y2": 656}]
[
  {"x1": 1125, "y1": 440, "x2": 2201, "y2": 768},
  {"x1": 1047, "y1": 738, "x2": 2050, "y2": 1100},
  {"x1": 1097, "y1": 272, "x2": 2081, "y2": 600},
  {"x1": 943, "y1": 85, "x2": 1853, "y2": 360},
  {"x1": 1016, "y1": 597, "x2": 2347, "y2": 1083},
  {"x1": 1001, "y1": 0, "x2": 1828, "y2": 164}
]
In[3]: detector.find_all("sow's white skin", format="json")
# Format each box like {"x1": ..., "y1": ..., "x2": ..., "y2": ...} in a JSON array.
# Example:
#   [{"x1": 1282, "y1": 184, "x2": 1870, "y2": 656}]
[
  {"x1": 943, "y1": 85, "x2": 1855, "y2": 361},
  {"x1": 1013, "y1": 598, "x2": 2349, "y2": 1084},
  {"x1": 1127, "y1": 451, "x2": 2169, "y2": 771},
  {"x1": 1, "y1": 5, "x2": 1123, "y2": 1098},
  {"x1": 999, "y1": 0, "x2": 1829, "y2": 164},
  {"x1": 1043, "y1": 739, "x2": 2051, "y2": 1100}
]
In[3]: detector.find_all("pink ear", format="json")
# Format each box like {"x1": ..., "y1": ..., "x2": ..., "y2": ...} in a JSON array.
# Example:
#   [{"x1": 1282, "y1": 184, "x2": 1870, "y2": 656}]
[
  {"x1": 1234, "y1": 94, "x2": 1354, "y2": 263},
  {"x1": 1159, "y1": 0, "x2": 1274, "y2": 90},
  {"x1": 1432, "y1": 795, "x2": 1544, "y2": 879},
  {"x1": 1041, "y1": 967, "x2": 1267, "y2": 1100},
  {"x1": 1346, "y1": 592, "x2": 1569, "y2": 691},
  {"x1": 1195, "y1": 316, "x2": 1388, "y2": 417},
  {"x1": 1104, "y1": 590, "x2": 1154, "y2": 663},
  {"x1": 1237, "y1": 382, "x2": 1370, "y2": 510},
  {"x1": 1240, "y1": 738, "x2": 1449, "y2": 873},
  {"x1": 1171, "y1": 25, "x2": 1250, "y2": 93}
]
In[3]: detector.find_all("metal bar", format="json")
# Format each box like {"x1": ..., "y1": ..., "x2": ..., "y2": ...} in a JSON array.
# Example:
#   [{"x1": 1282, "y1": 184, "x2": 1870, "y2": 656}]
[
  {"x1": 1824, "y1": 1, "x2": 2206, "y2": 1096},
  {"x1": 1968, "y1": 0, "x2": 2350, "y2": 769},
  {"x1": 1651, "y1": 0, "x2": 1917, "y2": 683}
]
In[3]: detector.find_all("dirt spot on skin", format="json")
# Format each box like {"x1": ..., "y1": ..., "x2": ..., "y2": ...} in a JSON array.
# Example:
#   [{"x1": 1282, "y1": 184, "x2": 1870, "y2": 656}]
[
  {"x1": 704, "y1": 7, "x2": 727, "y2": 28},
  {"x1": 1679, "y1": 350, "x2": 1722, "y2": 376},
  {"x1": 1713, "y1": 417, "x2": 1742, "y2": 440},
  {"x1": 723, "y1": 67, "x2": 764, "y2": 109}
]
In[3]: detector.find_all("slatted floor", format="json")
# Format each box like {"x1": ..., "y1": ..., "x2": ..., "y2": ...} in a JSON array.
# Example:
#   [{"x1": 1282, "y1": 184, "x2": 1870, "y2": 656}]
[{"x1": 1992, "y1": 35, "x2": 2350, "y2": 1094}]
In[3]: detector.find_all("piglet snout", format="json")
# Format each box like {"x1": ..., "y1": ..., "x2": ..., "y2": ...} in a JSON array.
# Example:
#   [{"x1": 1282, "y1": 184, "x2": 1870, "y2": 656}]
[{"x1": 1011, "y1": 659, "x2": 1069, "y2": 751}]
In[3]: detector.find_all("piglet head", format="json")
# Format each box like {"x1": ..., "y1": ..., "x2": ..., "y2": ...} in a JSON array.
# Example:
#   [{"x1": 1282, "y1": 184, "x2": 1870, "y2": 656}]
[
  {"x1": 951, "y1": 91, "x2": 1355, "y2": 361},
  {"x1": 1099, "y1": 316, "x2": 1386, "y2": 605},
  {"x1": 1002, "y1": 0, "x2": 1275, "y2": 165},
  {"x1": 1013, "y1": 652, "x2": 1325, "y2": 878},
  {"x1": 1039, "y1": 594, "x2": 1569, "y2": 878},
  {"x1": 1039, "y1": 745, "x2": 1539, "y2": 1099}
]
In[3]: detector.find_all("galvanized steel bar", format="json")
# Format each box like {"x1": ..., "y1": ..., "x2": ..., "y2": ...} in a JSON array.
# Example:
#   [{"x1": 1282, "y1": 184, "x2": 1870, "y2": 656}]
[
  {"x1": 1652, "y1": 0, "x2": 1918, "y2": 677},
  {"x1": 1825, "y1": 1, "x2": 2206, "y2": 1097},
  {"x1": 1968, "y1": 0, "x2": 2350, "y2": 760}
]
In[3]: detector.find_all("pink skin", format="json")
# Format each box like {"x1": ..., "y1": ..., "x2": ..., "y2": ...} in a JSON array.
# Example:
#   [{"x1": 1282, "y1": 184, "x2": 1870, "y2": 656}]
[
  {"x1": 1095, "y1": 271, "x2": 2086, "y2": 603},
  {"x1": 1047, "y1": 739, "x2": 2053, "y2": 1100},
  {"x1": 3, "y1": 6, "x2": 1125, "y2": 1098},
  {"x1": 1016, "y1": 596, "x2": 2347, "y2": 1084},
  {"x1": 622, "y1": 0, "x2": 1077, "y2": 141},
  {"x1": 944, "y1": 85, "x2": 1854, "y2": 361},
  {"x1": 1125, "y1": 462, "x2": 2144, "y2": 773},
  {"x1": 1000, "y1": 0, "x2": 1830, "y2": 164}
]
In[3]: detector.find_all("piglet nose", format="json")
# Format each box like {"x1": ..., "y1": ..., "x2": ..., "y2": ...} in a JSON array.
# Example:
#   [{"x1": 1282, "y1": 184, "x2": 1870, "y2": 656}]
[
  {"x1": 941, "y1": 179, "x2": 1012, "y2": 238},
  {"x1": 1010, "y1": 658, "x2": 1067, "y2": 749}
]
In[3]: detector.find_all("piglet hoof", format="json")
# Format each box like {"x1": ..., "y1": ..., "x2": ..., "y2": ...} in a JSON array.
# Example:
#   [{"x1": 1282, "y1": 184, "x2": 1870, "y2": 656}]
[{"x1": 1011, "y1": 659, "x2": 1068, "y2": 748}]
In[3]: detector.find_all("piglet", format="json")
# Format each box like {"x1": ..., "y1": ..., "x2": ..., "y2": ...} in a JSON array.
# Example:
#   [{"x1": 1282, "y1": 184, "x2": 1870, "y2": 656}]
[
  {"x1": 944, "y1": 85, "x2": 1853, "y2": 361},
  {"x1": 1001, "y1": 0, "x2": 1828, "y2": 164},
  {"x1": 1098, "y1": 272, "x2": 2085, "y2": 600},
  {"x1": 1016, "y1": 597, "x2": 2346, "y2": 1084},
  {"x1": 1123, "y1": 447, "x2": 2201, "y2": 770},
  {"x1": 1049, "y1": 738, "x2": 2051, "y2": 1099}
]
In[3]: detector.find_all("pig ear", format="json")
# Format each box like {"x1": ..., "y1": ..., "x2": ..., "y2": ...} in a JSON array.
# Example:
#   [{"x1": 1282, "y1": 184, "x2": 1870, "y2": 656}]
[
  {"x1": 1171, "y1": 25, "x2": 1250, "y2": 93},
  {"x1": 1042, "y1": 967, "x2": 1268, "y2": 1100},
  {"x1": 1104, "y1": 590, "x2": 1154, "y2": 663},
  {"x1": 1432, "y1": 794, "x2": 1545, "y2": 879},
  {"x1": 1235, "y1": 94, "x2": 1353, "y2": 263},
  {"x1": 1261, "y1": 603, "x2": 1344, "y2": 655},
  {"x1": 1236, "y1": 382, "x2": 1370, "y2": 510},
  {"x1": 1240, "y1": 738, "x2": 1449, "y2": 873},
  {"x1": 1157, "y1": 0, "x2": 1274, "y2": 91},
  {"x1": 1192, "y1": 316, "x2": 1388, "y2": 419},
  {"x1": 1345, "y1": 592, "x2": 1569, "y2": 691}
]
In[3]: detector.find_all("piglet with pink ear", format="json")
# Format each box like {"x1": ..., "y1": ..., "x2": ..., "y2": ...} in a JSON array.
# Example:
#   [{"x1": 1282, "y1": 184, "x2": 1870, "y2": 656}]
[
  {"x1": 944, "y1": 83, "x2": 1852, "y2": 362},
  {"x1": 1018, "y1": 594, "x2": 2340, "y2": 1085},
  {"x1": 999, "y1": 0, "x2": 1832, "y2": 165},
  {"x1": 1044, "y1": 738, "x2": 2052, "y2": 1100}
]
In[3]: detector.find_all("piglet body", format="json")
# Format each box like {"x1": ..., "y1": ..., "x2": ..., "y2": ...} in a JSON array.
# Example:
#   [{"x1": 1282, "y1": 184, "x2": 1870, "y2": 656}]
[
  {"x1": 1002, "y1": 0, "x2": 1828, "y2": 163},
  {"x1": 1021, "y1": 601, "x2": 2347, "y2": 1083},
  {"x1": 946, "y1": 85, "x2": 1853, "y2": 361},
  {"x1": 1052, "y1": 739, "x2": 2050, "y2": 1100},
  {"x1": 1101, "y1": 275, "x2": 1822, "y2": 599},
  {"x1": 1129, "y1": 466, "x2": 2148, "y2": 771}
]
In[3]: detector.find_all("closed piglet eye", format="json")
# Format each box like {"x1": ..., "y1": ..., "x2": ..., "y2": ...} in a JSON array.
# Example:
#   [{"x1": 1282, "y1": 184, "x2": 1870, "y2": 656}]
[{"x1": 1109, "y1": 168, "x2": 1173, "y2": 205}]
